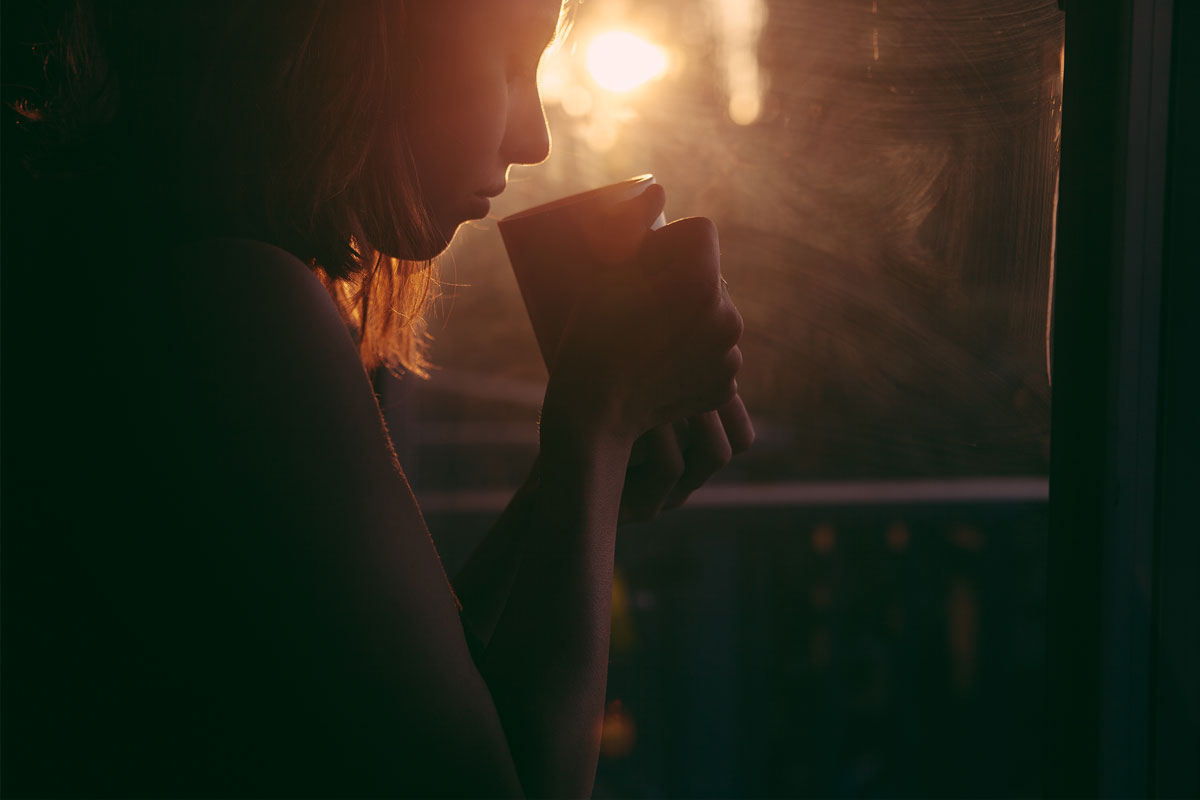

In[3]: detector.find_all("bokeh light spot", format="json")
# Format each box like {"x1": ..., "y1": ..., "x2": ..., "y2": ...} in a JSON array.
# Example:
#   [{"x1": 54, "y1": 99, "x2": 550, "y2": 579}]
[
  {"x1": 561, "y1": 85, "x2": 593, "y2": 118},
  {"x1": 729, "y1": 91, "x2": 762, "y2": 125},
  {"x1": 811, "y1": 522, "x2": 836, "y2": 555},
  {"x1": 586, "y1": 31, "x2": 668, "y2": 92},
  {"x1": 886, "y1": 521, "x2": 911, "y2": 552}
]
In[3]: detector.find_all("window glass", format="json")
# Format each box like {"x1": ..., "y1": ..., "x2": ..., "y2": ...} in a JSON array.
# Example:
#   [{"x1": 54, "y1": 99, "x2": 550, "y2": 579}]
[{"x1": 383, "y1": 1, "x2": 1063, "y2": 795}]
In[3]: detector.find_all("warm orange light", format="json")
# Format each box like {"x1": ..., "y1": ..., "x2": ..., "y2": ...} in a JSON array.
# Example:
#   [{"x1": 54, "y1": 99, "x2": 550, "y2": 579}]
[
  {"x1": 600, "y1": 700, "x2": 637, "y2": 759},
  {"x1": 811, "y1": 522, "x2": 836, "y2": 554},
  {"x1": 585, "y1": 31, "x2": 668, "y2": 92},
  {"x1": 886, "y1": 521, "x2": 910, "y2": 552}
]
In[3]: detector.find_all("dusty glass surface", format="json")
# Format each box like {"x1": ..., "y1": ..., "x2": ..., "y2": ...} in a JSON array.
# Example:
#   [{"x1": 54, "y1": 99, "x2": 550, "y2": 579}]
[
  {"x1": 397, "y1": 0, "x2": 1062, "y2": 490},
  {"x1": 387, "y1": 2, "x2": 1063, "y2": 795}
]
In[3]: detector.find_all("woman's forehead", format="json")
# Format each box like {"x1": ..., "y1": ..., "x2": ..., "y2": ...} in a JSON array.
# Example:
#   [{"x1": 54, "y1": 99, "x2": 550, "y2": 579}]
[
  {"x1": 504, "y1": 0, "x2": 564, "y2": 27},
  {"x1": 491, "y1": 0, "x2": 564, "y2": 43},
  {"x1": 415, "y1": 0, "x2": 563, "y2": 46}
]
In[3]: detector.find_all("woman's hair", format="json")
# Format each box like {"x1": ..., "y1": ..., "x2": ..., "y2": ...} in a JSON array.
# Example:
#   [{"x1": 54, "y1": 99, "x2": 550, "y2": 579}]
[{"x1": 7, "y1": 0, "x2": 441, "y2": 376}]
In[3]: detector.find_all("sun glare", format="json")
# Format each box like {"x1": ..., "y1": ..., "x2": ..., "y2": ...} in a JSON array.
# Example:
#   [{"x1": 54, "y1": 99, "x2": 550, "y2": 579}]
[{"x1": 585, "y1": 31, "x2": 669, "y2": 93}]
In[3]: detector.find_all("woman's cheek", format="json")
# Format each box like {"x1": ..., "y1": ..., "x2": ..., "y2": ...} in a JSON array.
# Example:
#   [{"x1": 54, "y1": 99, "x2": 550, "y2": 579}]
[{"x1": 457, "y1": 71, "x2": 511, "y2": 158}]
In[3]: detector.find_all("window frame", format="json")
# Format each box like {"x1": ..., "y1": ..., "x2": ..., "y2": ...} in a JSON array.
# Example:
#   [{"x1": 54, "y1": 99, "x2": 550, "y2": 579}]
[{"x1": 1045, "y1": 0, "x2": 1195, "y2": 796}]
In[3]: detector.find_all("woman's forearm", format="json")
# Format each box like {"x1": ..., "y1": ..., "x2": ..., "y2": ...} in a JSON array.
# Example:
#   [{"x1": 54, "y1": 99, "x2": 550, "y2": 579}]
[{"x1": 473, "y1": 405, "x2": 633, "y2": 798}]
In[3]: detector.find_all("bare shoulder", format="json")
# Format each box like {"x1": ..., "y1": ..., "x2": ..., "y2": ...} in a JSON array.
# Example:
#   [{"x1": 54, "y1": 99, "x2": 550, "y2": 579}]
[
  {"x1": 154, "y1": 237, "x2": 365, "y2": 403},
  {"x1": 165, "y1": 237, "x2": 348, "y2": 349},
  {"x1": 171, "y1": 237, "x2": 329, "y2": 297},
  {"x1": 124, "y1": 240, "x2": 522, "y2": 793},
  {"x1": 151, "y1": 236, "x2": 392, "y2": 500}
]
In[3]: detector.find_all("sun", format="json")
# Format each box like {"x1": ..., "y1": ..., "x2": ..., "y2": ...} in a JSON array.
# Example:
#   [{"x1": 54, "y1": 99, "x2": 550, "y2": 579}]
[{"x1": 585, "y1": 31, "x2": 669, "y2": 93}]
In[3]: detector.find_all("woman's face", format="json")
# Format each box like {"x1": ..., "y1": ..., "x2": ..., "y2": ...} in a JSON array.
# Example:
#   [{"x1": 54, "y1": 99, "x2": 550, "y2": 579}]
[{"x1": 401, "y1": 0, "x2": 560, "y2": 254}]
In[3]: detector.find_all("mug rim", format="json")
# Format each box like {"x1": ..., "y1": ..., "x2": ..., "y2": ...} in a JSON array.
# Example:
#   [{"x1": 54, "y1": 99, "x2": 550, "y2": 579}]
[{"x1": 497, "y1": 173, "x2": 656, "y2": 226}]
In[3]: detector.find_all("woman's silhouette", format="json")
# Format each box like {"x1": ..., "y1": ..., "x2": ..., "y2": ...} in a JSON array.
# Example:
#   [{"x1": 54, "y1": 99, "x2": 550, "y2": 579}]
[{"x1": 2, "y1": 1, "x2": 749, "y2": 796}]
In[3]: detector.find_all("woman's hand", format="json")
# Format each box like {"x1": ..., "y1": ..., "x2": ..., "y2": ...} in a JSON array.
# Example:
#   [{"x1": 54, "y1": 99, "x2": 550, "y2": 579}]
[
  {"x1": 619, "y1": 394, "x2": 755, "y2": 524},
  {"x1": 542, "y1": 185, "x2": 745, "y2": 452}
]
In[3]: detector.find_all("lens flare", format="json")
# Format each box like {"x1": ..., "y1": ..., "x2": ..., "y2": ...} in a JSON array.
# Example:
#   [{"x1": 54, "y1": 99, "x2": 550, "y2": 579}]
[{"x1": 585, "y1": 31, "x2": 668, "y2": 92}]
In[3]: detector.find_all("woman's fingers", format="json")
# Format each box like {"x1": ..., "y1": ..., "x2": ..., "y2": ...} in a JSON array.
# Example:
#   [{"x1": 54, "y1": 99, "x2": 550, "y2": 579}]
[
  {"x1": 628, "y1": 430, "x2": 651, "y2": 468},
  {"x1": 641, "y1": 217, "x2": 722, "y2": 308},
  {"x1": 717, "y1": 393, "x2": 755, "y2": 454},
  {"x1": 663, "y1": 410, "x2": 732, "y2": 511},
  {"x1": 591, "y1": 184, "x2": 668, "y2": 265},
  {"x1": 619, "y1": 398, "x2": 750, "y2": 521},
  {"x1": 628, "y1": 416, "x2": 689, "y2": 468},
  {"x1": 550, "y1": 215, "x2": 744, "y2": 448},
  {"x1": 680, "y1": 346, "x2": 741, "y2": 420},
  {"x1": 619, "y1": 422, "x2": 686, "y2": 525}
]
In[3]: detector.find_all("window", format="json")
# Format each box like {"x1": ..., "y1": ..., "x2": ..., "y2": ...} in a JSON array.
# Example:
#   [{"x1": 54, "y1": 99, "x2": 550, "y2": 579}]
[{"x1": 380, "y1": 1, "x2": 1063, "y2": 795}]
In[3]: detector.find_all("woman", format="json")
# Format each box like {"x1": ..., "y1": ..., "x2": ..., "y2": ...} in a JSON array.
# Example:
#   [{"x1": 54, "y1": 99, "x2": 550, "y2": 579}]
[{"x1": 2, "y1": 1, "x2": 748, "y2": 796}]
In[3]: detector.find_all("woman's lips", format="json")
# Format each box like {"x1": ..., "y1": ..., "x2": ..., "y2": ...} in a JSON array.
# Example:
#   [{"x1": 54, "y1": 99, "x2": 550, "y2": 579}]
[
  {"x1": 464, "y1": 183, "x2": 505, "y2": 220},
  {"x1": 466, "y1": 194, "x2": 491, "y2": 219}
]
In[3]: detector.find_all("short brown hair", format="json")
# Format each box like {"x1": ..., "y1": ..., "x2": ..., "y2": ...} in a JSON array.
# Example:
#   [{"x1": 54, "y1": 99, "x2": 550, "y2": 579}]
[{"x1": 9, "y1": 0, "x2": 441, "y2": 376}]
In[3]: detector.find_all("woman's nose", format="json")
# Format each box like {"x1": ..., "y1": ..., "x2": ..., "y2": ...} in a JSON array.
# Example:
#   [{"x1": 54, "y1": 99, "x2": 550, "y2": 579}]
[{"x1": 501, "y1": 87, "x2": 551, "y2": 166}]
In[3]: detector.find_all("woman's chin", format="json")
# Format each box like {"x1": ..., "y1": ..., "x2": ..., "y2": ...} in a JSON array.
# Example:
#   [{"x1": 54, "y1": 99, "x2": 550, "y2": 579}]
[
  {"x1": 415, "y1": 213, "x2": 486, "y2": 258},
  {"x1": 402, "y1": 234, "x2": 454, "y2": 262},
  {"x1": 370, "y1": 225, "x2": 454, "y2": 262},
  {"x1": 367, "y1": 202, "x2": 483, "y2": 261}
]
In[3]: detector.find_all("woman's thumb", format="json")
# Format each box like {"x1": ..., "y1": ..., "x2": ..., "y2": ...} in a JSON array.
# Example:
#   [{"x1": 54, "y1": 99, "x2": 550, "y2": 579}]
[
  {"x1": 590, "y1": 183, "x2": 668, "y2": 264},
  {"x1": 613, "y1": 183, "x2": 667, "y2": 231}
]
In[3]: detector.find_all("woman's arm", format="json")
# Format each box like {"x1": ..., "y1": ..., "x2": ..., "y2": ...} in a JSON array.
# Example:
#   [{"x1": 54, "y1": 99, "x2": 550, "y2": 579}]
[
  {"x1": 453, "y1": 395, "x2": 755, "y2": 660},
  {"x1": 167, "y1": 234, "x2": 729, "y2": 798},
  {"x1": 445, "y1": 407, "x2": 631, "y2": 797},
  {"x1": 449, "y1": 190, "x2": 743, "y2": 797},
  {"x1": 171, "y1": 185, "x2": 737, "y2": 796},
  {"x1": 477, "y1": 397, "x2": 633, "y2": 797}
]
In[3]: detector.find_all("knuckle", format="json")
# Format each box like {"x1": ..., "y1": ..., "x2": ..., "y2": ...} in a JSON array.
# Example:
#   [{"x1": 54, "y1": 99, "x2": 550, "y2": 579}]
[
  {"x1": 729, "y1": 425, "x2": 755, "y2": 454},
  {"x1": 693, "y1": 216, "x2": 720, "y2": 250},
  {"x1": 723, "y1": 346, "x2": 743, "y2": 379},
  {"x1": 686, "y1": 270, "x2": 722, "y2": 315},
  {"x1": 705, "y1": 439, "x2": 733, "y2": 471},
  {"x1": 700, "y1": 304, "x2": 741, "y2": 352},
  {"x1": 682, "y1": 420, "x2": 732, "y2": 476},
  {"x1": 723, "y1": 381, "x2": 739, "y2": 406},
  {"x1": 717, "y1": 434, "x2": 734, "y2": 465},
  {"x1": 647, "y1": 438, "x2": 686, "y2": 485},
  {"x1": 686, "y1": 220, "x2": 722, "y2": 287},
  {"x1": 728, "y1": 307, "x2": 744, "y2": 346},
  {"x1": 705, "y1": 380, "x2": 738, "y2": 411},
  {"x1": 652, "y1": 220, "x2": 723, "y2": 312}
]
